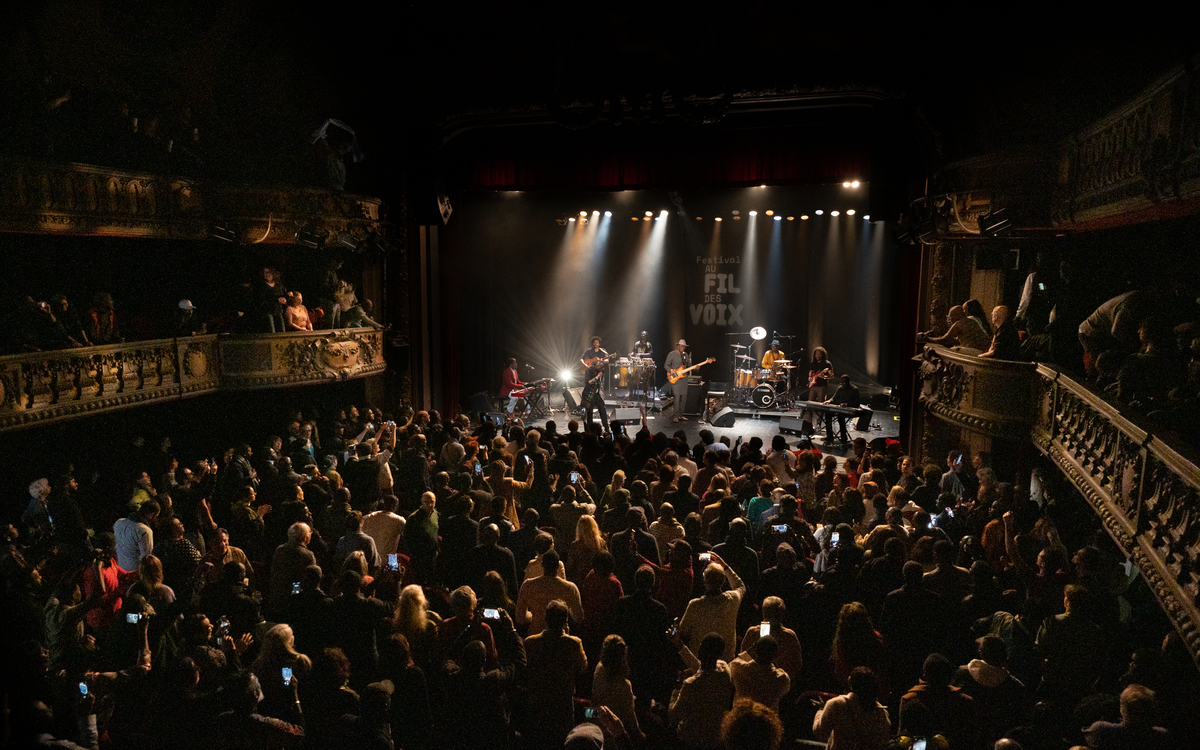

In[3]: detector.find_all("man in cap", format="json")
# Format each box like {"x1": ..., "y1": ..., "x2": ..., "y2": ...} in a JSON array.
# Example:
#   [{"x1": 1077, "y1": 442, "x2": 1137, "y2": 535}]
[{"x1": 662, "y1": 339, "x2": 690, "y2": 422}]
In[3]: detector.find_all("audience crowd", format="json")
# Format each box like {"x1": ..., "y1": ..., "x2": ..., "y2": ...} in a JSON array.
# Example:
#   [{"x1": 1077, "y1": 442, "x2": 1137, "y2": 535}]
[{"x1": 3, "y1": 401, "x2": 1196, "y2": 750}]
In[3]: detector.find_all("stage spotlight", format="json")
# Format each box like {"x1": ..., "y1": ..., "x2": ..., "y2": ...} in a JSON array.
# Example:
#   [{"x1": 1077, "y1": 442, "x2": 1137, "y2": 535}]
[
  {"x1": 864, "y1": 215, "x2": 870, "y2": 221},
  {"x1": 800, "y1": 215, "x2": 809, "y2": 220},
  {"x1": 843, "y1": 181, "x2": 851, "y2": 188},
  {"x1": 847, "y1": 209, "x2": 856, "y2": 216},
  {"x1": 559, "y1": 368, "x2": 574, "y2": 382},
  {"x1": 632, "y1": 217, "x2": 639, "y2": 221},
  {"x1": 786, "y1": 216, "x2": 794, "y2": 221},
  {"x1": 660, "y1": 210, "x2": 668, "y2": 217},
  {"x1": 733, "y1": 216, "x2": 741, "y2": 220},
  {"x1": 815, "y1": 210, "x2": 824, "y2": 215},
  {"x1": 732, "y1": 210, "x2": 740, "y2": 215},
  {"x1": 644, "y1": 211, "x2": 653, "y2": 217},
  {"x1": 696, "y1": 216, "x2": 702, "y2": 220},
  {"x1": 774, "y1": 215, "x2": 781, "y2": 221},
  {"x1": 759, "y1": 184, "x2": 767, "y2": 188},
  {"x1": 715, "y1": 217, "x2": 723, "y2": 222},
  {"x1": 748, "y1": 211, "x2": 757, "y2": 216},
  {"x1": 604, "y1": 211, "x2": 612, "y2": 217},
  {"x1": 831, "y1": 211, "x2": 840, "y2": 217},
  {"x1": 580, "y1": 211, "x2": 587, "y2": 216},
  {"x1": 569, "y1": 217, "x2": 576, "y2": 222},
  {"x1": 592, "y1": 210, "x2": 599, "y2": 215},
  {"x1": 852, "y1": 180, "x2": 860, "y2": 188},
  {"x1": 765, "y1": 210, "x2": 774, "y2": 216}
]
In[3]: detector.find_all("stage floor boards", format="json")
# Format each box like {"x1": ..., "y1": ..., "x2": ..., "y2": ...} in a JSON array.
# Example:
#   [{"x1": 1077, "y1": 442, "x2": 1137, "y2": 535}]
[{"x1": 523, "y1": 397, "x2": 901, "y2": 460}]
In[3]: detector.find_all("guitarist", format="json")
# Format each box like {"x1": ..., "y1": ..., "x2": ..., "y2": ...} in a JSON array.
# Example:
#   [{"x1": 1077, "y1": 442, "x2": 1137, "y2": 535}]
[
  {"x1": 804, "y1": 346, "x2": 834, "y2": 431},
  {"x1": 661, "y1": 339, "x2": 690, "y2": 422},
  {"x1": 580, "y1": 337, "x2": 611, "y2": 433}
]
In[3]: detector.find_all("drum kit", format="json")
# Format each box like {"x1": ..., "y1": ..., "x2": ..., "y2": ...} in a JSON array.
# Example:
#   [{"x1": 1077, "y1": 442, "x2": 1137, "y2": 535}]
[
  {"x1": 728, "y1": 326, "x2": 801, "y2": 410},
  {"x1": 607, "y1": 355, "x2": 656, "y2": 405}
]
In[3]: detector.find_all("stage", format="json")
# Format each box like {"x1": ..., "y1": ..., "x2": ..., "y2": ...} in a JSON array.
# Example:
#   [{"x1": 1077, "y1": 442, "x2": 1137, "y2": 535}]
[{"x1": 516, "y1": 389, "x2": 901, "y2": 460}]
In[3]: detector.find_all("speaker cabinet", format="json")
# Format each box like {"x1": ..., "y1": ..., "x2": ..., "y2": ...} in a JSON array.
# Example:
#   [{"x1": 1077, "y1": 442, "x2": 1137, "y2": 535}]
[
  {"x1": 611, "y1": 408, "x2": 642, "y2": 425},
  {"x1": 779, "y1": 415, "x2": 811, "y2": 436},
  {"x1": 562, "y1": 387, "x2": 582, "y2": 414},
  {"x1": 854, "y1": 409, "x2": 873, "y2": 431},
  {"x1": 709, "y1": 407, "x2": 736, "y2": 427}
]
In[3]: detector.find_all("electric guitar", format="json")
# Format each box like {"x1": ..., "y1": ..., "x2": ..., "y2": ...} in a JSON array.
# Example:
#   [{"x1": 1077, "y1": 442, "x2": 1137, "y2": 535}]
[
  {"x1": 667, "y1": 358, "x2": 715, "y2": 384},
  {"x1": 808, "y1": 366, "x2": 833, "y2": 387}
]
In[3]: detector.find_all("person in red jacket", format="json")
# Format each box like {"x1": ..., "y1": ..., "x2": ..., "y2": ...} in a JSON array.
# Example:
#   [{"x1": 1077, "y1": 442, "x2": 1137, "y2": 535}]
[{"x1": 500, "y1": 358, "x2": 524, "y2": 416}]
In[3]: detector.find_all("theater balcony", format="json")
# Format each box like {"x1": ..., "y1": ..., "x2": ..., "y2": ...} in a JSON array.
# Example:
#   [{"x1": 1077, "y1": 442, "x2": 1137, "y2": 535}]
[
  {"x1": 0, "y1": 156, "x2": 386, "y2": 245},
  {"x1": 0, "y1": 328, "x2": 385, "y2": 432}
]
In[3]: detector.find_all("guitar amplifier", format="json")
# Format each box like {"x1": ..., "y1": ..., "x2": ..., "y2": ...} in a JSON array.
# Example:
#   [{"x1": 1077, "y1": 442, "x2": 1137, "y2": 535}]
[
  {"x1": 562, "y1": 387, "x2": 583, "y2": 414},
  {"x1": 680, "y1": 379, "x2": 706, "y2": 416}
]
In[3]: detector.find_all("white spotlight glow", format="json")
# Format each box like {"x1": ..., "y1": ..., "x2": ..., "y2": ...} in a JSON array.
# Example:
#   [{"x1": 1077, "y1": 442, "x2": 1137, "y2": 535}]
[
  {"x1": 569, "y1": 217, "x2": 576, "y2": 222},
  {"x1": 659, "y1": 210, "x2": 668, "y2": 217},
  {"x1": 831, "y1": 211, "x2": 840, "y2": 217},
  {"x1": 759, "y1": 184, "x2": 767, "y2": 188},
  {"x1": 592, "y1": 210, "x2": 599, "y2": 215},
  {"x1": 644, "y1": 211, "x2": 653, "y2": 217},
  {"x1": 773, "y1": 215, "x2": 781, "y2": 221},
  {"x1": 748, "y1": 211, "x2": 757, "y2": 216},
  {"x1": 605, "y1": 211, "x2": 612, "y2": 217},
  {"x1": 864, "y1": 215, "x2": 870, "y2": 220},
  {"x1": 715, "y1": 217, "x2": 723, "y2": 222},
  {"x1": 559, "y1": 369, "x2": 573, "y2": 382},
  {"x1": 851, "y1": 180, "x2": 860, "y2": 188},
  {"x1": 843, "y1": 181, "x2": 851, "y2": 188},
  {"x1": 815, "y1": 210, "x2": 824, "y2": 216},
  {"x1": 580, "y1": 211, "x2": 587, "y2": 216},
  {"x1": 847, "y1": 209, "x2": 856, "y2": 216},
  {"x1": 800, "y1": 215, "x2": 809, "y2": 220}
]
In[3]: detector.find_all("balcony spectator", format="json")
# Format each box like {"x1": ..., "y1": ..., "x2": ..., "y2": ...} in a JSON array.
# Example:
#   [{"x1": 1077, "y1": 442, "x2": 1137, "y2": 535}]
[
  {"x1": 86, "y1": 292, "x2": 122, "y2": 344},
  {"x1": 283, "y1": 291, "x2": 313, "y2": 332}
]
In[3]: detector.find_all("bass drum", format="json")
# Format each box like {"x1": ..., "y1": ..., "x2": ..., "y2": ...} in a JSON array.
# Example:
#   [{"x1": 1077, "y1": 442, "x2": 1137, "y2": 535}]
[
  {"x1": 734, "y1": 368, "x2": 756, "y2": 388},
  {"x1": 751, "y1": 384, "x2": 776, "y2": 409}
]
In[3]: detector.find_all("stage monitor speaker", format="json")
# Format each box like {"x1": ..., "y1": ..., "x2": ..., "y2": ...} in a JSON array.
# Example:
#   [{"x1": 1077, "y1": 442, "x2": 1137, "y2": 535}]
[
  {"x1": 470, "y1": 391, "x2": 494, "y2": 414},
  {"x1": 708, "y1": 381, "x2": 727, "y2": 396},
  {"x1": 869, "y1": 393, "x2": 890, "y2": 411},
  {"x1": 779, "y1": 415, "x2": 812, "y2": 437},
  {"x1": 709, "y1": 407, "x2": 736, "y2": 428},
  {"x1": 611, "y1": 408, "x2": 642, "y2": 425},
  {"x1": 486, "y1": 412, "x2": 507, "y2": 427},
  {"x1": 682, "y1": 381, "x2": 706, "y2": 416},
  {"x1": 563, "y1": 387, "x2": 582, "y2": 413},
  {"x1": 854, "y1": 409, "x2": 873, "y2": 431}
]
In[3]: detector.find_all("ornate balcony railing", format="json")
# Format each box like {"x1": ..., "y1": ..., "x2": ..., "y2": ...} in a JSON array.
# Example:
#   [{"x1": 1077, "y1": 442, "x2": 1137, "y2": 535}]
[
  {"x1": 915, "y1": 344, "x2": 1041, "y2": 441},
  {"x1": 916, "y1": 344, "x2": 1200, "y2": 666},
  {"x1": 1033, "y1": 366, "x2": 1200, "y2": 668},
  {"x1": 0, "y1": 329, "x2": 384, "y2": 431}
]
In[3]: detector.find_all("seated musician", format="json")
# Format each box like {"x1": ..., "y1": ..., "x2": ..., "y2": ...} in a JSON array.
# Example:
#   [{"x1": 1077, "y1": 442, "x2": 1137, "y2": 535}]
[
  {"x1": 633, "y1": 330, "x2": 653, "y2": 358},
  {"x1": 762, "y1": 339, "x2": 787, "y2": 371},
  {"x1": 825, "y1": 374, "x2": 860, "y2": 444},
  {"x1": 500, "y1": 357, "x2": 524, "y2": 415}
]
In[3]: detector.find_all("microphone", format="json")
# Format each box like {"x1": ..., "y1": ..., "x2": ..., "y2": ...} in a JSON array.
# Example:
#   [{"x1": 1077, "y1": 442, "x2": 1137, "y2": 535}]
[{"x1": 523, "y1": 364, "x2": 535, "y2": 370}]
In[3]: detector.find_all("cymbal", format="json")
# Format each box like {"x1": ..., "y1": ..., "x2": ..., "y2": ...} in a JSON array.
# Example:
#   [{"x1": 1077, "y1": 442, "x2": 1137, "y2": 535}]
[
  {"x1": 736, "y1": 354, "x2": 754, "y2": 361},
  {"x1": 773, "y1": 359, "x2": 791, "y2": 364},
  {"x1": 780, "y1": 365, "x2": 796, "y2": 369},
  {"x1": 730, "y1": 344, "x2": 747, "y2": 349},
  {"x1": 749, "y1": 326, "x2": 767, "y2": 340}
]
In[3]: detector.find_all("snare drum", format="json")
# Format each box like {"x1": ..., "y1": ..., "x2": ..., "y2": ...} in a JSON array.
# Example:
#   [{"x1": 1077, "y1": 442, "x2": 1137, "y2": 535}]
[
  {"x1": 735, "y1": 368, "x2": 756, "y2": 388},
  {"x1": 757, "y1": 368, "x2": 773, "y2": 383},
  {"x1": 751, "y1": 384, "x2": 776, "y2": 409}
]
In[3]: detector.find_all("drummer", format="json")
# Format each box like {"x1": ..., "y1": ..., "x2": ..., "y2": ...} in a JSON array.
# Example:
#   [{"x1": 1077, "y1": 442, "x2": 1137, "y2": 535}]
[
  {"x1": 632, "y1": 330, "x2": 654, "y2": 358},
  {"x1": 761, "y1": 339, "x2": 788, "y2": 375}
]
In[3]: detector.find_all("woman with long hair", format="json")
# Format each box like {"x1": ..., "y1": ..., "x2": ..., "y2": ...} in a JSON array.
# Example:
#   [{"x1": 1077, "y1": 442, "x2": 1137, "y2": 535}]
[
  {"x1": 252, "y1": 623, "x2": 312, "y2": 717},
  {"x1": 477, "y1": 570, "x2": 516, "y2": 619},
  {"x1": 592, "y1": 634, "x2": 644, "y2": 742},
  {"x1": 393, "y1": 583, "x2": 441, "y2": 670},
  {"x1": 830, "y1": 602, "x2": 886, "y2": 693},
  {"x1": 565, "y1": 514, "x2": 606, "y2": 585}
]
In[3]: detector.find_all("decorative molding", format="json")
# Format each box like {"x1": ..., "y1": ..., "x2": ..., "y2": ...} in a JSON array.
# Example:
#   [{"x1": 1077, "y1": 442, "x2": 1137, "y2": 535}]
[
  {"x1": 0, "y1": 157, "x2": 387, "y2": 245},
  {"x1": 915, "y1": 345, "x2": 1037, "y2": 440},
  {"x1": 0, "y1": 329, "x2": 385, "y2": 431},
  {"x1": 1055, "y1": 55, "x2": 1200, "y2": 228}
]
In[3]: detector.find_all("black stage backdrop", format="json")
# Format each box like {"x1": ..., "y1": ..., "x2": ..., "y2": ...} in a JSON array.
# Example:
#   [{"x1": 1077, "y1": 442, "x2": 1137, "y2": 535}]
[{"x1": 445, "y1": 186, "x2": 901, "y2": 409}]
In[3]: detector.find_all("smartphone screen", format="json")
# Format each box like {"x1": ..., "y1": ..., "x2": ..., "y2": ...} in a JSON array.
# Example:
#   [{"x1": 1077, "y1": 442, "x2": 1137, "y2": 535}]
[
  {"x1": 79, "y1": 682, "x2": 88, "y2": 695},
  {"x1": 773, "y1": 524, "x2": 787, "y2": 533},
  {"x1": 698, "y1": 552, "x2": 711, "y2": 563},
  {"x1": 292, "y1": 581, "x2": 301, "y2": 594},
  {"x1": 760, "y1": 622, "x2": 770, "y2": 637},
  {"x1": 126, "y1": 612, "x2": 140, "y2": 624},
  {"x1": 831, "y1": 531, "x2": 840, "y2": 546},
  {"x1": 570, "y1": 471, "x2": 579, "y2": 483},
  {"x1": 475, "y1": 463, "x2": 482, "y2": 475},
  {"x1": 483, "y1": 608, "x2": 500, "y2": 619},
  {"x1": 388, "y1": 553, "x2": 399, "y2": 571},
  {"x1": 584, "y1": 707, "x2": 597, "y2": 719},
  {"x1": 282, "y1": 667, "x2": 293, "y2": 685},
  {"x1": 912, "y1": 740, "x2": 927, "y2": 750}
]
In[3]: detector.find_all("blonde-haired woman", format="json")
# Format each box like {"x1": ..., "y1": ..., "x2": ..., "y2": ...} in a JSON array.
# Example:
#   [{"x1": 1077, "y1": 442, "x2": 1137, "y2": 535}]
[
  {"x1": 599, "y1": 469, "x2": 630, "y2": 514},
  {"x1": 393, "y1": 584, "x2": 441, "y2": 670},
  {"x1": 252, "y1": 623, "x2": 312, "y2": 715},
  {"x1": 565, "y1": 514, "x2": 606, "y2": 585}
]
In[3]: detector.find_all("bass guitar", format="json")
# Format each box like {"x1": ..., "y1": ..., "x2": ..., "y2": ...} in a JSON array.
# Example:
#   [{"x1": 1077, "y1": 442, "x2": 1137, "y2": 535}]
[
  {"x1": 667, "y1": 358, "x2": 715, "y2": 384},
  {"x1": 808, "y1": 366, "x2": 833, "y2": 388}
]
